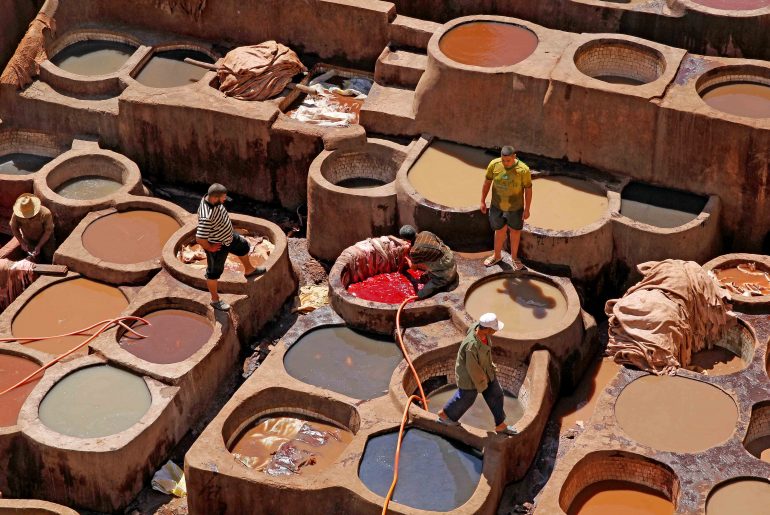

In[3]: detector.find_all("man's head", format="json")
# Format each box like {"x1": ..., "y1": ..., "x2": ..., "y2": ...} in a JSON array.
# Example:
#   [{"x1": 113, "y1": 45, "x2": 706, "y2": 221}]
[
  {"x1": 207, "y1": 183, "x2": 228, "y2": 205},
  {"x1": 478, "y1": 312, "x2": 504, "y2": 337},
  {"x1": 501, "y1": 145, "x2": 517, "y2": 168},
  {"x1": 399, "y1": 225, "x2": 417, "y2": 244}
]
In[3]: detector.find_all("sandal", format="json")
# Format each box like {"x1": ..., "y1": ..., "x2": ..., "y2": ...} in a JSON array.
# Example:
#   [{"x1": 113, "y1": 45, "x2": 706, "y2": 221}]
[
  {"x1": 437, "y1": 416, "x2": 460, "y2": 427},
  {"x1": 484, "y1": 255, "x2": 503, "y2": 267},
  {"x1": 511, "y1": 259, "x2": 525, "y2": 271},
  {"x1": 210, "y1": 300, "x2": 231, "y2": 311},
  {"x1": 496, "y1": 425, "x2": 518, "y2": 436},
  {"x1": 245, "y1": 266, "x2": 267, "y2": 277}
]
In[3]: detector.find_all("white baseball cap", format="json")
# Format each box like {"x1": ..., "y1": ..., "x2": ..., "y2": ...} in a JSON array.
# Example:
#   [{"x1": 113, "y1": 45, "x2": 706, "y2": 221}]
[{"x1": 479, "y1": 312, "x2": 504, "y2": 332}]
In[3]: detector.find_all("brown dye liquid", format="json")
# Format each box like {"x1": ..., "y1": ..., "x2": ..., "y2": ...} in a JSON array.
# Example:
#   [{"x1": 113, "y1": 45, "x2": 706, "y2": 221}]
[
  {"x1": 408, "y1": 140, "x2": 492, "y2": 208},
  {"x1": 593, "y1": 75, "x2": 646, "y2": 86},
  {"x1": 335, "y1": 177, "x2": 386, "y2": 189},
  {"x1": 439, "y1": 22, "x2": 538, "y2": 67},
  {"x1": 81, "y1": 210, "x2": 180, "y2": 264},
  {"x1": 554, "y1": 358, "x2": 620, "y2": 433},
  {"x1": 715, "y1": 265, "x2": 770, "y2": 295},
  {"x1": 527, "y1": 176, "x2": 608, "y2": 231},
  {"x1": 119, "y1": 309, "x2": 213, "y2": 364},
  {"x1": 51, "y1": 40, "x2": 136, "y2": 76},
  {"x1": 0, "y1": 354, "x2": 42, "y2": 427},
  {"x1": 615, "y1": 375, "x2": 737, "y2": 453},
  {"x1": 230, "y1": 416, "x2": 353, "y2": 473},
  {"x1": 283, "y1": 326, "x2": 403, "y2": 400},
  {"x1": 701, "y1": 82, "x2": 770, "y2": 119},
  {"x1": 0, "y1": 153, "x2": 52, "y2": 175},
  {"x1": 427, "y1": 385, "x2": 524, "y2": 430},
  {"x1": 465, "y1": 276, "x2": 568, "y2": 337},
  {"x1": 12, "y1": 278, "x2": 128, "y2": 355},
  {"x1": 746, "y1": 435, "x2": 770, "y2": 463},
  {"x1": 689, "y1": 347, "x2": 746, "y2": 375},
  {"x1": 55, "y1": 176, "x2": 122, "y2": 200},
  {"x1": 135, "y1": 49, "x2": 213, "y2": 88},
  {"x1": 568, "y1": 480, "x2": 674, "y2": 515},
  {"x1": 38, "y1": 365, "x2": 151, "y2": 438},
  {"x1": 706, "y1": 479, "x2": 770, "y2": 515},
  {"x1": 692, "y1": 0, "x2": 770, "y2": 10}
]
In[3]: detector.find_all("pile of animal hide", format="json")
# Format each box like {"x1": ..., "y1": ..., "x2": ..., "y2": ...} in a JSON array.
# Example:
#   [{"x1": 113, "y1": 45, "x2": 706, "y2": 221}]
[
  {"x1": 605, "y1": 259, "x2": 735, "y2": 375},
  {"x1": 178, "y1": 233, "x2": 274, "y2": 272},
  {"x1": 0, "y1": 10, "x2": 55, "y2": 89},
  {"x1": 0, "y1": 259, "x2": 36, "y2": 311},
  {"x1": 216, "y1": 41, "x2": 306, "y2": 101},
  {"x1": 338, "y1": 236, "x2": 410, "y2": 286}
]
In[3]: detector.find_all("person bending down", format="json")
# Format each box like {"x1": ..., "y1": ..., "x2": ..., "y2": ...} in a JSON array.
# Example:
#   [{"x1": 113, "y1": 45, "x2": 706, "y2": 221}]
[
  {"x1": 399, "y1": 225, "x2": 458, "y2": 300},
  {"x1": 196, "y1": 183, "x2": 264, "y2": 311},
  {"x1": 438, "y1": 313, "x2": 517, "y2": 435}
]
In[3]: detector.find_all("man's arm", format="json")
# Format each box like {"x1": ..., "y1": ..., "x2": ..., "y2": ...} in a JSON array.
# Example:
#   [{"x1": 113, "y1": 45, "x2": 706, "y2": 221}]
[
  {"x1": 34, "y1": 213, "x2": 54, "y2": 255},
  {"x1": 9, "y1": 217, "x2": 30, "y2": 252},
  {"x1": 196, "y1": 237, "x2": 221, "y2": 252},
  {"x1": 523, "y1": 186, "x2": 532, "y2": 220},
  {"x1": 465, "y1": 348, "x2": 489, "y2": 392},
  {"x1": 195, "y1": 219, "x2": 221, "y2": 252},
  {"x1": 480, "y1": 180, "x2": 492, "y2": 214}
]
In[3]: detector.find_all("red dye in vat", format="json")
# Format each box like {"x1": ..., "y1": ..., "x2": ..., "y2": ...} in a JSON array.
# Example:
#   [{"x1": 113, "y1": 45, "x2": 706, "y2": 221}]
[{"x1": 348, "y1": 270, "x2": 424, "y2": 304}]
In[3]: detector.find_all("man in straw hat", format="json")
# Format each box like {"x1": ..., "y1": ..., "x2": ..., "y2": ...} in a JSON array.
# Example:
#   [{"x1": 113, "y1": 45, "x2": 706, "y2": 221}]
[
  {"x1": 10, "y1": 193, "x2": 55, "y2": 263},
  {"x1": 437, "y1": 312, "x2": 517, "y2": 435}
]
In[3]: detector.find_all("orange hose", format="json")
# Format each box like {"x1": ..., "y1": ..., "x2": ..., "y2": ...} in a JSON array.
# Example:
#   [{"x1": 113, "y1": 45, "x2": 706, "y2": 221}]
[
  {"x1": 0, "y1": 316, "x2": 148, "y2": 343},
  {"x1": 381, "y1": 296, "x2": 426, "y2": 515},
  {"x1": 0, "y1": 316, "x2": 150, "y2": 397}
]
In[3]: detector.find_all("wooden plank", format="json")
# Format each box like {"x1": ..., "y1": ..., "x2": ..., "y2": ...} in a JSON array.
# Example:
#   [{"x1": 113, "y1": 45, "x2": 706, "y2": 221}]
[{"x1": 31, "y1": 264, "x2": 68, "y2": 275}]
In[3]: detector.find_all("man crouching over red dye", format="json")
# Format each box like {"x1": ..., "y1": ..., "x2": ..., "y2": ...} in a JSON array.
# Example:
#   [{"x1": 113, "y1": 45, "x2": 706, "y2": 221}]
[
  {"x1": 197, "y1": 183, "x2": 265, "y2": 311},
  {"x1": 399, "y1": 225, "x2": 459, "y2": 300}
]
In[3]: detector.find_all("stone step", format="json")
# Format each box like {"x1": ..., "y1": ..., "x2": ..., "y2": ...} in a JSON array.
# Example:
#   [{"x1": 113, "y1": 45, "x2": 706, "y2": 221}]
[
  {"x1": 389, "y1": 15, "x2": 441, "y2": 50},
  {"x1": 375, "y1": 47, "x2": 428, "y2": 89},
  {"x1": 360, "y1": 83, "x2": 418, "y2": 137}
]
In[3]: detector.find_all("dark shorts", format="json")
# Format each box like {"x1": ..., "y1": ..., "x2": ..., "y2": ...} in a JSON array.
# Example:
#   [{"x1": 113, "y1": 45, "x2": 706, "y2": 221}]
[
  {"x1": 205, "y1": 232, "x2": 250, "y2": 280},
  {"x1": 489, "y1": 206, "x2": 524, "y2": 231}
]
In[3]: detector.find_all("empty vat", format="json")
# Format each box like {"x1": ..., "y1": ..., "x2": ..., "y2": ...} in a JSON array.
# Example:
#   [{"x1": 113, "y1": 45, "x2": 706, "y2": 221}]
[
  {"x1": 51, "y1": 40, "x2": 136, "y2": 76},
  {"x1": 118, "y1": 309, "x2": 213, "y2": 364},
  {"x1": 567, "y1": 480, "x2": 675, "y2": 515},
  {"x1": 407, "y1": 140, "x2": 492, "y2": 208},
  {"x1": 38, "y1": 365, "x2": 151, "y2": 438},
  {"x1": 527, "y1": 176, "x2": 608, "y2": 231},
  {"x1": 135, "y1": 49, "x2": 214, "y2": 88},
  {"x1": 465, "y1": 274, "x2": 568, "y2": 338},
  {"x1": 11, "y1": 278, "x2": 128, "y2": 355},
  {"x1": 439, "y1": 21, "x2": 538, "y2": 67},
  {"x1": 0, "y1": 353, "x2": 41, "y2": 427},
  {"x1": 615, "y1": 375, "x2": 737, "y2": 453},
  {"x1": 81, "y1": 210, "x2": 180, "y2": 264},
  {"x1": 359, "y1": 428, "x2": 482, "y2": 511},
  {"x1": 574, "y1": 40, "x2": 665, "y2": 86},
  {"x1": 700, "y1": 81, "x2": 770, "y2": 119},
  {"x1": 744, "y1": 402, "x2": 770, "y2": 463},
  {"x1": 54, "y1": 176, "x2": 122, "y2": 200},
  {"x1": 178, "y1": 229, "x2": 273, "y2": 274},
  {"x1": 426, "y1": 384, "x2": 523, "y2": 430},
  {"x1": 692, "y1": 0, "x2": 770, "y2": 9},
  {"x1": 0, "y1": 153, "x2": 52, "y2": 175},
  {"x1": 706, "y1": 479, "x2": 770, "y2": 515},
  {"x1": 229, "y1": 415, "x2": 353, "y2": 475},
  {"x1": 620, "y1": 182, "x2": 707, "y2": 228},
  {"x1": 283, "y1": 326, "x2": 402, "y2": 399}
]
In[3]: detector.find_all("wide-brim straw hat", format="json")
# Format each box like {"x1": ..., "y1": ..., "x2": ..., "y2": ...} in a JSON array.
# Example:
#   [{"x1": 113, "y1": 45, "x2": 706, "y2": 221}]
[{"x1": 13, "y1": 193, "x2": 41, "y2": 219}]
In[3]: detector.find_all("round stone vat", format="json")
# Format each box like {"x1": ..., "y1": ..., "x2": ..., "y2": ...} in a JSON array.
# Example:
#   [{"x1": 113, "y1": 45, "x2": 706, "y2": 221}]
[
  {"x1": 615, "y1": 375, "x2": 737, "y2": 453},
  {"x1": 328, "y1": 236, "x2": 451, "y2": 334},
  {"x1": 573, "y1": 39, "x2": 666, "y2": 86},
  {"x1": 34, "y1": 146, "x2": 144, "y2": 237},
  {"x1": 54, "y1": 197, "x2": 189, "y2": 285},
  {"x1": 438, "y1": 21, "x2": 538, "y2": 68},
  {"x1": 38, "y1": 364, "x2": 151, "y2": 438},
  {"x1": 359, "y1": 427, "x2": 483, "y2": 512},
  {"x1": 744, "y1": 401, "x2": 770, "y2": 464},
  {"x1": 132, "y1": 47, "x2": 215, "y2": 89},
  {"x1": 620, "y1": 181, "x2": 708, "y2": 229},
  {"x1": 559, "y1": 451, "x2": 679, "y2": 515},
  {"x1": 520, "y1": 174, "x2": 614, "y2": 281},
  {"x1": 17, "y1": 355, "x2": 182, "y2": 512},
  {"x1": 706, "y1": 478, "x2": 770, "y2": 515},
  {"x1": 10, "y1": 276, "x2": 129, "y2": 356},
  {"x1": 689, "y1": 322, "x2": 755, "y2": 376},
  {"x1": 283, "y1": 325, "x2": 403, "y2": 400},
  {"x1": 0, "y1": 350, "x2": 43, "y2": 428},
  {"x1": 397, "y1": 137, "x2": 496, "y2": 250},
  {"x1": 0, "y1": 499, "x2": 79, "y2": 514},
  {"x1": 50, "y1": 39, "x2": 137, "y2": 77},
  {"x1": 307, "y1": 140, "x2": 405, "y2": 261},
  {"x1": 697, "y1": 65, "x2": 770, "y2": 119},
  {"x1": 690, "y1": 0, "x2": 770, "y2": 10},
  {"x1": 703, "y1": 253, "x2": 770, "y2": 312}
]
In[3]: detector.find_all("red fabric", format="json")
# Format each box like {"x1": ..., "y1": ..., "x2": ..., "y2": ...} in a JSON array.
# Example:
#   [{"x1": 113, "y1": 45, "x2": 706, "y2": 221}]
[{"x1": 347, "y1": 270, "x2": 424, "y2": 304}]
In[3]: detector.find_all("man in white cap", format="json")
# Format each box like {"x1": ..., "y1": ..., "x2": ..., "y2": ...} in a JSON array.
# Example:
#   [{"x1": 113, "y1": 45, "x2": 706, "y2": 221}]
[
  {"x1": 10, "y1": 193, "x2": 55, "y2": 263},
  {"x1": 438, "y1": 312, "x2": 517, "y2": 435}
]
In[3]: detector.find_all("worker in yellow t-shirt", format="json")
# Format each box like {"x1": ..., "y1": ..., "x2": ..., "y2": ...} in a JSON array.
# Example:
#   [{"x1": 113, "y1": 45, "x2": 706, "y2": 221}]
[{"x1": 479, "y1": 146, "x2": 532, "y2": 270}]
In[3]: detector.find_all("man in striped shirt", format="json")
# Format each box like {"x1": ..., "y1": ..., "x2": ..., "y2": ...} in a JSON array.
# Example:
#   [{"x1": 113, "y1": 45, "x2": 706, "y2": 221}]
[
  {"x1": 399, "y1": 225, "x2": 458, "y2": 299},
  {"x1": 197, "y1": 183, "x2": 264, "y2": 311}
]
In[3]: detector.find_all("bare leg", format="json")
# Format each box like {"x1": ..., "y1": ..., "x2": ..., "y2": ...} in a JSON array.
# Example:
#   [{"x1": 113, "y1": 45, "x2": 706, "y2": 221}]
[
  {"x1": 508, "y1": 228, "x2": 522, "y2": 260},
  {"x1": 237, "y1": 255, "x2": 256, "y2": 275},
  {"x1": 493, "y1": 228, "x2": 507, "y2": 260},
  {"x1": 206, "y1": 279, "x2": 220, "y2": 302}
]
